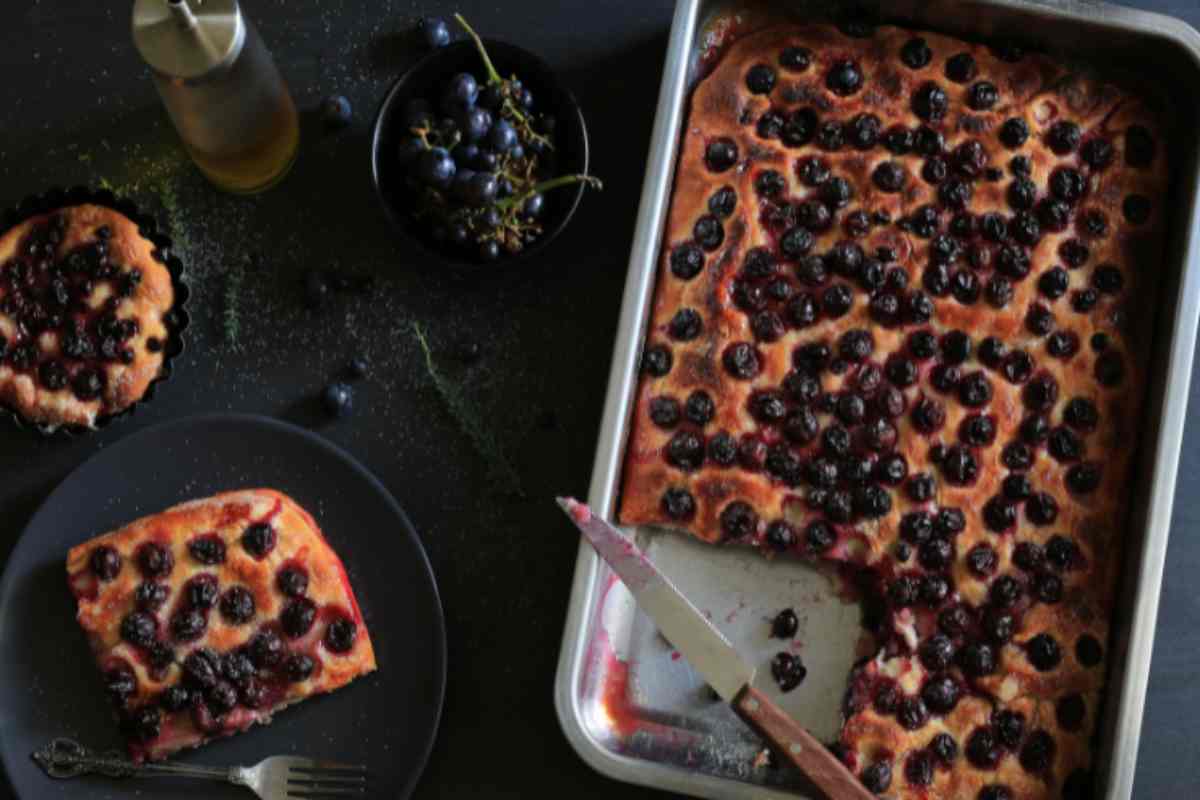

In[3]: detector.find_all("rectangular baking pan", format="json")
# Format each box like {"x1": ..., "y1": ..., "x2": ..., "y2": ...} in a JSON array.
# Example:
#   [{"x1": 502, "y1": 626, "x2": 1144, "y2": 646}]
[{"x1": 555, "y1": 0, "x2": 1200, "y2": 797}]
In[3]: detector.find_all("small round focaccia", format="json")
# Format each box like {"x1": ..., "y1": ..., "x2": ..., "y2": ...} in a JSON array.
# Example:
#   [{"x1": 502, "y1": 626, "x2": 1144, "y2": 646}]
[{"x1": 0, "y1": 204, "x2": 175, "y2": 429}]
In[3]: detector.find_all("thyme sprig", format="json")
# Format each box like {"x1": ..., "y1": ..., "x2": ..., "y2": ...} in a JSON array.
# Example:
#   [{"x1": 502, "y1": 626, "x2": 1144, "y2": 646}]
[
  {"x1": 413, "y1": 322, "x2": 523, "y2": 497},
  {"x1": 222, "y1": 269, "x2": 242, "y2": 351}
]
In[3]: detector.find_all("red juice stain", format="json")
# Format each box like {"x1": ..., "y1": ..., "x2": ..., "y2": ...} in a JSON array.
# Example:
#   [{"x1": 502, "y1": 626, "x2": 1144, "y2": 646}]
[
  {"x1": 698, "y1": 13, "x2": 748, "y2": 78},
  {"x1": 250, "y1": 496, "x2": 284, "y2": 525},
  {"x1": 600, "y1": 650, "x2": 639, "y2": 738},
  {"x1": 565, "y1": 498, "x2": 592, "y2": 525},
  {"x1": 68, "y1": 570, "x2": 98, "y2": 601},
  {"x1": 219, "y1": 502, "x2": 253, "y2": 527}
]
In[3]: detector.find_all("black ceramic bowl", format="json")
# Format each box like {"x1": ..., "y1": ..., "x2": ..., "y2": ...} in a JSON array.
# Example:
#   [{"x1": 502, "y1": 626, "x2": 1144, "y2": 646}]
[{"x1": 371, "y1": 40, "x2": 589, "y2": 269}]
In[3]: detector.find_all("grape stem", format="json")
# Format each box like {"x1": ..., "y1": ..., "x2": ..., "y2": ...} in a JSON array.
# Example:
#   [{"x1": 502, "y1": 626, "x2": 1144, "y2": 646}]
[
  {"x1": 412, "y1": 123, "x2": 457, "y2": 152},
  {"x1": 498, "y1": 174, "x2": 603, "y2": 211},
  {"x1": 454, "y1": 13, "x2": 552, "y2": 152},
  {"x1": 454, "y1": 14, "x2": 501, "y2": 85}
]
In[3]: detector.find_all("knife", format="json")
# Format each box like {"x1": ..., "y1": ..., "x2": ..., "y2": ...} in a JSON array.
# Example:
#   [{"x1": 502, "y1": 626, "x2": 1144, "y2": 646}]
[{"x1": 557, "y1": 497, "x2": 873, "y2": 800}]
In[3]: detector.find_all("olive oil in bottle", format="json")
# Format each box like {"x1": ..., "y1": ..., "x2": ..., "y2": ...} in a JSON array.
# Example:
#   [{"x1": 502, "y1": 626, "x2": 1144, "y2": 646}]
[{"x1": 132, "y1": 0, "x2": 299, "y2": 194}]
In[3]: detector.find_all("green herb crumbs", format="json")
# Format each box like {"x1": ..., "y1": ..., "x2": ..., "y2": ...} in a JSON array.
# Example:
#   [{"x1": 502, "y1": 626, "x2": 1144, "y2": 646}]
[
  {"x1": 222, "y1": 268, "x2": 243, "y2": 351},
  {"x1": 413, "y1": 322, "x2": 523, "y2": 497},
  {"x1": 94, "y1": 146, "x2": 194, "y2": 267}
]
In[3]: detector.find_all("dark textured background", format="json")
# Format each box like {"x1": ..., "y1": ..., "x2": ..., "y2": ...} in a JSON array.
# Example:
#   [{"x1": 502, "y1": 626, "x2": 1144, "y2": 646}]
[{"x1": 0, "y1": 1, "x2": 1195, "y2": 797}]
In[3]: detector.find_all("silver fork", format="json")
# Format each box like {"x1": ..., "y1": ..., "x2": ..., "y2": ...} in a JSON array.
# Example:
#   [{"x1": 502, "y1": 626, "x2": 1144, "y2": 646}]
[{"x1": 32, "y1": 738, "x2": 367, "y2": 798}]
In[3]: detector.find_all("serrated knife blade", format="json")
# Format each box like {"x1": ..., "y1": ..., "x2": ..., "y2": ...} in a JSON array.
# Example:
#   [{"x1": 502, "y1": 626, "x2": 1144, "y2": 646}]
[{"x1": 556, "y1": 496, "x2": 754, "y2": 700}]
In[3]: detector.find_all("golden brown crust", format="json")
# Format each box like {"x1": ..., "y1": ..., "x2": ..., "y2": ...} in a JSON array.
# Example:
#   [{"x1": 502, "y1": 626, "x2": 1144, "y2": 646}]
[
  {"x1": 0, "y1": 204, "x2": 174, "y2": 429},
  {"x1": 619, "y1": 22, "x2": 1167, "y2": 799},
  {"x1": 67, "y1": 489, "x2": 376, "y2": 760}
]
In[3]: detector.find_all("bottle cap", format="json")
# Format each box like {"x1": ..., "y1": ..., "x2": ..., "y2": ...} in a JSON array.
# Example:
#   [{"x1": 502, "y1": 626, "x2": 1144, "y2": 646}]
[{"x1": 132, "y1": 0, "x2": 244, "y2": 80}]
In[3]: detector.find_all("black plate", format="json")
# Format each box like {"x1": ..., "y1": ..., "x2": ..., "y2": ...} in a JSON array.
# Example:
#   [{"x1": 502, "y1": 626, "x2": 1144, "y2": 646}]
[{"x1": 0, "y1": 414, "x2": 446, "y2": 799}]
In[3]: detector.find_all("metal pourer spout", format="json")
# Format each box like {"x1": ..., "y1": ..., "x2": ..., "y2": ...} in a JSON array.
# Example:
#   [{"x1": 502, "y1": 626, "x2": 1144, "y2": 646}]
[
  {"x1": 166, "y1": 0, "x2": 224, "y2": 63},
  {"x1": 167, "y1": 0, "x2": 200, "y2": 31}
]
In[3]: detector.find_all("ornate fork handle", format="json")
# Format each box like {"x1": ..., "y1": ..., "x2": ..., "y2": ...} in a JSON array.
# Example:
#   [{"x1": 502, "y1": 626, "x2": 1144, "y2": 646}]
[{"x1": 32, "y1": 738, "x2": 233, "y2": 783}]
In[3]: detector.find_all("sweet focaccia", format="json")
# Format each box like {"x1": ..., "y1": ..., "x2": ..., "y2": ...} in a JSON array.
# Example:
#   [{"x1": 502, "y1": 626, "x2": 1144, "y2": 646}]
[
  {"x1": 67, "y1": 489, "x2": 376, "y2": 761},
  {"x1": 0, "y1": 204, "x2": 175, "y2": 429},
  {"x1": 620, "y1": 21, "x2": 1166, "y2": 799}
]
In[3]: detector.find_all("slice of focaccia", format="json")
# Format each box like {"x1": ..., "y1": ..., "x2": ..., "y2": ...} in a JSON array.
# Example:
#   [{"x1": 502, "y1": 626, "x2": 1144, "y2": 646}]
[{"x1": 67, "y1": 489, "x2": 376, "y2": 761}]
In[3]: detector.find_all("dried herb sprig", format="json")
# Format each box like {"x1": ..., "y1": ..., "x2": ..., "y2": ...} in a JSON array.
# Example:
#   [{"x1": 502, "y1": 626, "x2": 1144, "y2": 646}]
[
  {"x1": 413, "y1": 322, "x2": 523, "y2": 496},
  {"x1": 222, "y1": 268, "x2": 243, "y2": 351}
]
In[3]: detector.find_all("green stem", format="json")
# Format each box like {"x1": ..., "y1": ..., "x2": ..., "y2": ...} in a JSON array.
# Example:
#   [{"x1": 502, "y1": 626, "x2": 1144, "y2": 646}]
[
  {"x1": 413, "y1": 322, "x2": 439, "y2": 376},
  {"x1": 499, "y1": 174, "x2": 603, "y2": 210},
  {"x1": 454, "y1": 14, "x2": 552, "y2": 150},
  {"x1": 222, "y1": 270, "x2": 242, "y2": 351},
  {"x1": 454, "y1": 14, "x2": 501, "y2": 85},
  {"x1": 412, "y1": 322, "x2": 524, "y2": 497}
]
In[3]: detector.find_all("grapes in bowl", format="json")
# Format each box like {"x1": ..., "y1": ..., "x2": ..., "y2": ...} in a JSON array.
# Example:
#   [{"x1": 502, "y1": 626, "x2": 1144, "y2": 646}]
[{"x1": 371, "y1": 16, "x2": 598, "y2": 267}]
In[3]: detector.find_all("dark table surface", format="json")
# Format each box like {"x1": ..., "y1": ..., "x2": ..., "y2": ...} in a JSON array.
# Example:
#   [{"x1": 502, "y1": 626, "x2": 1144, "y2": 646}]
[{"x1": 0, "y1": 1, "x2": 1196, "y2": 798}]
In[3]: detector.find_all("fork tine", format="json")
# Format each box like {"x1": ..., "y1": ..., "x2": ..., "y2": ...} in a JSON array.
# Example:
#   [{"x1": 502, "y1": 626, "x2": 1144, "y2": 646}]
[
  {"x1": 288, "y1": 776, "x2": 367, "y2": 786},
  {"x1": 288, "y1": 760, "x2": 368, "y2": 773}
]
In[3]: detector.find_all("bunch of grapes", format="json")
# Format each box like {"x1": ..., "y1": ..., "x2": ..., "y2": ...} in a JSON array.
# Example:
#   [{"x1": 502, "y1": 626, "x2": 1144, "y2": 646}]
[{"x1": 397, "y1": 16, "x2": 601, "y2": 262}]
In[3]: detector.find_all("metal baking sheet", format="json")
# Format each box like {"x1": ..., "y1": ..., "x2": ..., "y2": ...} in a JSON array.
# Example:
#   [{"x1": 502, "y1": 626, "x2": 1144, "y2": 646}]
[{"x1": 555, "y1": 1, "x2": 1200, "y2": 798}]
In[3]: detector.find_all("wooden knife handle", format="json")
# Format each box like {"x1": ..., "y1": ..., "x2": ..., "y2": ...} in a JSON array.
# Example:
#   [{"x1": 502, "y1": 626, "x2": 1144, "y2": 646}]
[{"x1": 733, "y1": 685, "x2": 874, "y2": 800}]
